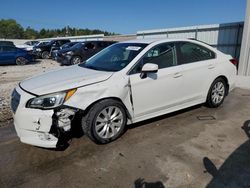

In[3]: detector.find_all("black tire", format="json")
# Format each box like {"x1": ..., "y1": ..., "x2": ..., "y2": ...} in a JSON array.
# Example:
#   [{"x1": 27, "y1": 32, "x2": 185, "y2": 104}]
[
  {"x1": 41, "y1": 51, "x2": 50, "y2": 59},
  {"x1": 82, "y1": 99, "x2": 127, "y2": 144},
  {"x1": 206, "y1": 78, "x2": 227, "y2": 108},
  {"x1": 16, "y1": 57, "x2": 28, "y2": 65},
  {"x1": 70, "y1": 56, "x2": 82, "y2": 65}
]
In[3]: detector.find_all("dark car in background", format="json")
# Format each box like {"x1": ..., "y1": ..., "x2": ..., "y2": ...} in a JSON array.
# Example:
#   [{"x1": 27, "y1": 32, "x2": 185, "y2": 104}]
[
  {"x1": 24, "y1": 41, "x2": 39, "y2": 46},
  {"x1": 0, "y1": 45, "x2": 33, "y2": 65},
  {"x1": 0, "y1": 41, "x2": 15, "y2": 46},
  {"x1": 57, "y1": 41, "x2": 116, "y2": 65},
  {"x1": 33, "y1": 39, "x2": 70, "y2": 59},
  {"x1": 51, "y1": 41, "x2": 79, "y2": 60}
]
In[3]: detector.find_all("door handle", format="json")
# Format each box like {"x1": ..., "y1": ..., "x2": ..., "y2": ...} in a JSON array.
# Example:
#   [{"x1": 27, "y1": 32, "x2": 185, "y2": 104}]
[
  {"x1": 173, "y1": 72, "x2": 182, "y2": 78},
  {"x1": 208, "y1": 64, "x2": 215, "y2": 69}
]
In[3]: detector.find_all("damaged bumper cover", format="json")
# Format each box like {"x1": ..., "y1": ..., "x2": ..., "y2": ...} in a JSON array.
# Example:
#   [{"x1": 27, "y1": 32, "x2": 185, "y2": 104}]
[{"x1": 12, "y1": 86, "x2": 80, "y2": 148}]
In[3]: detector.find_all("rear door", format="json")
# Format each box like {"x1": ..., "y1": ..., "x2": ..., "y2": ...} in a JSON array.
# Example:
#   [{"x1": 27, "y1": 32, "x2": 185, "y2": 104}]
[
  {"x1": 175, "y1": 42, "x2": 216, "y2": 102},
  {"x1": 0, "y1": 46, "x2": 17, "y2": 64}
]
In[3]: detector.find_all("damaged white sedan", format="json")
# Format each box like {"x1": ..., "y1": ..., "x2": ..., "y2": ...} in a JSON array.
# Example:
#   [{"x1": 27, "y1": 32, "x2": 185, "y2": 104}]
[{"x1": 11, "y1": 39, "x2": 237, "y2": 148}]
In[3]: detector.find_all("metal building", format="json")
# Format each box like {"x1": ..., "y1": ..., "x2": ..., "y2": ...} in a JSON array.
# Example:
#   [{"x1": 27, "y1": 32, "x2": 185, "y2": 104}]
[{"x1": 137, "y1": 22, "x2": 244, "y2": 60}]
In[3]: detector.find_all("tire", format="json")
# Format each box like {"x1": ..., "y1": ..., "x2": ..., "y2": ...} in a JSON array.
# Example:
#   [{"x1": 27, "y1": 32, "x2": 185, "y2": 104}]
[
  {"x1": 206, "y1": 78, "x2": 227, "y2": 108},
  {"x1": 82, "y1": 99, "x2": 127, "y2": 144},
  {"x1": 70, "y1": 56, "x2": 82, "y2": 65},
  {"x1": 16, "y1": 57, "x2": 28, "y2": 65},
  {"x1": 41, "y1": 51, "x2": 50, "y2": 59}
]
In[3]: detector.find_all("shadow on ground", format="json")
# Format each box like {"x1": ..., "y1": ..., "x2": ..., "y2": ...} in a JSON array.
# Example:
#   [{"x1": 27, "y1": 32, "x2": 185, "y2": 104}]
[
  {"x1": 204, "y1": 120, "x2": 250, "y2": 188},
  {"x1": 134, "y1": 178, "x2": 165, "y2": 188},
  {"x1": 59, "y1": 104, "x2": 203, "y2": 151}
]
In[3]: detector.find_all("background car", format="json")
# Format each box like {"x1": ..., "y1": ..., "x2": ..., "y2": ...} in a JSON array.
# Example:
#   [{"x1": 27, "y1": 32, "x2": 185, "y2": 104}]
[
  {"x1": 34, "y1": 41, "x2": 50, "y2": 47},
  {"x1": 33, "y1": 39, "x2": 70, "y2": 59},
  {"x1": 51, "y1": 41, "x2": 79, "y2": 60},
  {"x1": 0, "y1": 45, "x2": 33, "y2": 65},
  {"x1": 56, "y1": 41, "x2": 116, "y2": 65},
  {"x1": 24, "y1": 41, "x2": 39, "y2": 46}
]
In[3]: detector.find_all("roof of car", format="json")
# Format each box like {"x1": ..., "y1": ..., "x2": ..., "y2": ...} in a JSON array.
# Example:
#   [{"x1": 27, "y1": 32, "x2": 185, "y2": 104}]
[{"x1": 120, "y1": 38, "x2": 198, "y2": 44}]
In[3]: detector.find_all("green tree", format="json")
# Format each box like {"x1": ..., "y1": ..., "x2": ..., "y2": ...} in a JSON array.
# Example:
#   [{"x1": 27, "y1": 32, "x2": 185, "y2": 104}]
[
  {"x1": 0, "y1": 19, "x2": 24, "y2": 39},
  {"x1": 0, "y1": 19, "x2": 117, "y2": 39},
  {"x1": 24, "y1": 26, "x2": 38, "y2": 39}
]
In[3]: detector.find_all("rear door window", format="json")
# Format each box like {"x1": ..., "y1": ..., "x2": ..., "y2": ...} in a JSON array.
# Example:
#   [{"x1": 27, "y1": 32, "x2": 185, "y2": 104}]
[
  {"x1": 177, "y1": 42, "x2": 215, "y2": 64},
  {"x1": 2, "y1": 46, "x2": 16, "y2": 52}
]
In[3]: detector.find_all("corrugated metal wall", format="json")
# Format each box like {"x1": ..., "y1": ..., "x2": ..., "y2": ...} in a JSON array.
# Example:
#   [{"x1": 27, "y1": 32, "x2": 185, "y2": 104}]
[{"x1": 137, "y1": 22, "x2": 244, "y2": 59}]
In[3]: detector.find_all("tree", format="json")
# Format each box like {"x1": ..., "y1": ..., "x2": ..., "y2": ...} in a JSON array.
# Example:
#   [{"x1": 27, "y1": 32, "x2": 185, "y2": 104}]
[
  {"x1": 0, "y1": 19, "x2": 24, "y2": 39},
  {"x1": 0, "y1": 19, "x2": 117, "y2": 39},
  {"x1": 24, "y1": 26, "x2": 38, "y2": 39}
]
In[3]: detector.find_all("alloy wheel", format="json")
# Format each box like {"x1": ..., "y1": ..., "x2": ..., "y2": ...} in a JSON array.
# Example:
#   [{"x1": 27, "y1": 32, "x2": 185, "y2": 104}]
[
  {"x1": 16, "y1": 57, "x2": 27, "y2": 65},
  {"x1": 211, "y1": 81, "x2": 225, "y2": 104},
  {"x1": 95, "y1": 106, "x2": 124, "y2": 139}
]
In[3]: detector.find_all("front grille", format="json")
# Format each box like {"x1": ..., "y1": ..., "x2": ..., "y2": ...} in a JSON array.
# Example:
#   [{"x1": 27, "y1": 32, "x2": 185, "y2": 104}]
[{"x1": 11, "y1": 89, "x2": 20, "y2": 113}]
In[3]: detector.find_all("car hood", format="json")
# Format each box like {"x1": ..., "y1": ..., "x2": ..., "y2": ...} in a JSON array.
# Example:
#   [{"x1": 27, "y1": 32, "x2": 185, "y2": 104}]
[{"x1": 20, "y1": 65, "x2": 113, "y2": 95}]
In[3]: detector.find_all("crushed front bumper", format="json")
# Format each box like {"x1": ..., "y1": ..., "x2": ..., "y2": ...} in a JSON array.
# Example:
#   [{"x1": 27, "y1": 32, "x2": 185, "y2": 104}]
[{"x1": 12, "y1": 85, "x2": 78, "y2": 148}]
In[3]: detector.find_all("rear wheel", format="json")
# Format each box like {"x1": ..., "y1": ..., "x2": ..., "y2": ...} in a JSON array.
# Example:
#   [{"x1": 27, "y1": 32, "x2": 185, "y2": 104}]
[
  {"x1": 82, "y1": 99, "x2": 127, "y2": 144},
  {"x1": 41, "y1": 51, "x2": 50, "y2": 59},
  {"x1": 16, "y1": 57, "x2": 28, "y2": 65},
  {"x1": 71, "y1": 56, "x2": 82, "y2": 65},
  {"x1": 206, "y1": 78, "x2": 227, "y2": 108}
]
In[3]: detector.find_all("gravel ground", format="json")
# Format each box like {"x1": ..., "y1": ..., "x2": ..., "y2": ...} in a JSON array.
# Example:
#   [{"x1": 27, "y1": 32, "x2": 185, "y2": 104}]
[{"x1": 0, "y1": 59, "x2": 60, "y2": 127}]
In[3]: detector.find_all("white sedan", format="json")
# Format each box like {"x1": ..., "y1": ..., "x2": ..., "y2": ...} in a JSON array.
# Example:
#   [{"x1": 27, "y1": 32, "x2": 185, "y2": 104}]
[{"x1": 11, "y1": 39, "x2": 237, "y2": 148}]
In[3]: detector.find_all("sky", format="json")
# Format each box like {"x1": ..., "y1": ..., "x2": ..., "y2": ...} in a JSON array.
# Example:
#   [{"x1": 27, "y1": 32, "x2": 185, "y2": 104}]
[{"x1": 0, "y1": 0, "x2": 247, "y2": 34}]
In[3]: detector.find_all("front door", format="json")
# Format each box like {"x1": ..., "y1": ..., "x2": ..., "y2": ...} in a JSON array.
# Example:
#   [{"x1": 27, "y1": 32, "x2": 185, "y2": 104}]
[{"x1": 129, "y1": 42, "x2": 183, "y2": 119}]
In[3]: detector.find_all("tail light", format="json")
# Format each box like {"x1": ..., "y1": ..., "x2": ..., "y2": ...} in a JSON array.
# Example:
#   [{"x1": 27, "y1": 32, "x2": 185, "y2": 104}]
[{"x1": 230, "y1": 59, "x2": 238, "y2": 66}]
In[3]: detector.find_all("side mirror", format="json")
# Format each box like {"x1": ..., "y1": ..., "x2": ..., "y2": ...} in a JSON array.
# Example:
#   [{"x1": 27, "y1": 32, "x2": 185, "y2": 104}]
[{"x1": 140, "y1": 63, "x2": 158, "y2": 79}]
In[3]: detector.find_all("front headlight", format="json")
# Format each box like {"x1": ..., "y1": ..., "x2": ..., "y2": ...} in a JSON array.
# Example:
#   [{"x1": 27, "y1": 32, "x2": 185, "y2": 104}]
[
  {"x1": 26, "y1": 89, "x2": 77, "y2": 109},
  {"x1": 36, "y1": 48, "x2": 41, "y2": 52}
]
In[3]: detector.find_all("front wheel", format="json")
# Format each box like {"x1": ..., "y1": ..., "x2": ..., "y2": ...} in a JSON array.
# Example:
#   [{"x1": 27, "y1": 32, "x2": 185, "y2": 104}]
[
  {"x1": 82, "y1": 99, "x2": 127, "y2": 144},
  {"x1": 16, "y1": 57, "x2": 28, "y2": 65},
  {"x1": 206, "y1": 78, "x2": 227, "y2": 108}
]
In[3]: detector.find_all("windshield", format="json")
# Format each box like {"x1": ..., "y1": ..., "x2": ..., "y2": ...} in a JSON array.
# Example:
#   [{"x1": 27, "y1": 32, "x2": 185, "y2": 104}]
[
  {"x1": 61, "y1": 42, "x2": 79, "y2": 49},
  {"x1": 79, "y1": 43, "x2": 148, "y2": 72},
  {"x1": 72, "y1": 42, "x2": 84, "y2": 49}
]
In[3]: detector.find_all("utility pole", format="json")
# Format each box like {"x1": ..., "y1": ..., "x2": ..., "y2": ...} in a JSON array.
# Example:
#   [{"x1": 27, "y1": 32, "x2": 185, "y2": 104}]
[{"x1": 66, "y1": 25, "x2": 69, "y2": 36}]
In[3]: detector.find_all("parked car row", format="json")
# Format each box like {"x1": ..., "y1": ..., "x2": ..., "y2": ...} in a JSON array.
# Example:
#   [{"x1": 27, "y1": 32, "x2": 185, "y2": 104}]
[
  {"x1": 0, "y1": 39, "x2": 116, "y2": 66},
  {"x1": 33, "y1": 39, "x2": 117, "y2": 65}
]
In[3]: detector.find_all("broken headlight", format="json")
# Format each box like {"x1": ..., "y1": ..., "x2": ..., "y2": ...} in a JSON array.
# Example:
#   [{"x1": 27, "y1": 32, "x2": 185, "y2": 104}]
[{"x1": 26, "y1": 89, "x2": 77, "y2": 109}]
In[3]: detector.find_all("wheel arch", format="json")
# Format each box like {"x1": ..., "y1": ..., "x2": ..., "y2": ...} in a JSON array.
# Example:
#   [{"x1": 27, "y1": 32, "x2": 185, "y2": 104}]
[
  {"x1": 214, "y1": 75, "x2": 229, "y2": 95},
  {"x1": 83, "y1": 97, "x2": 132, "y2": 120}
]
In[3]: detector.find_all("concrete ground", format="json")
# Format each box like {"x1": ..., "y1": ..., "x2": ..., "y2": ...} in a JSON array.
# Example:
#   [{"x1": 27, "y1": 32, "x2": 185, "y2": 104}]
[{"x1": 0, "y1": 60, "x2": 250, "y2": 188}]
